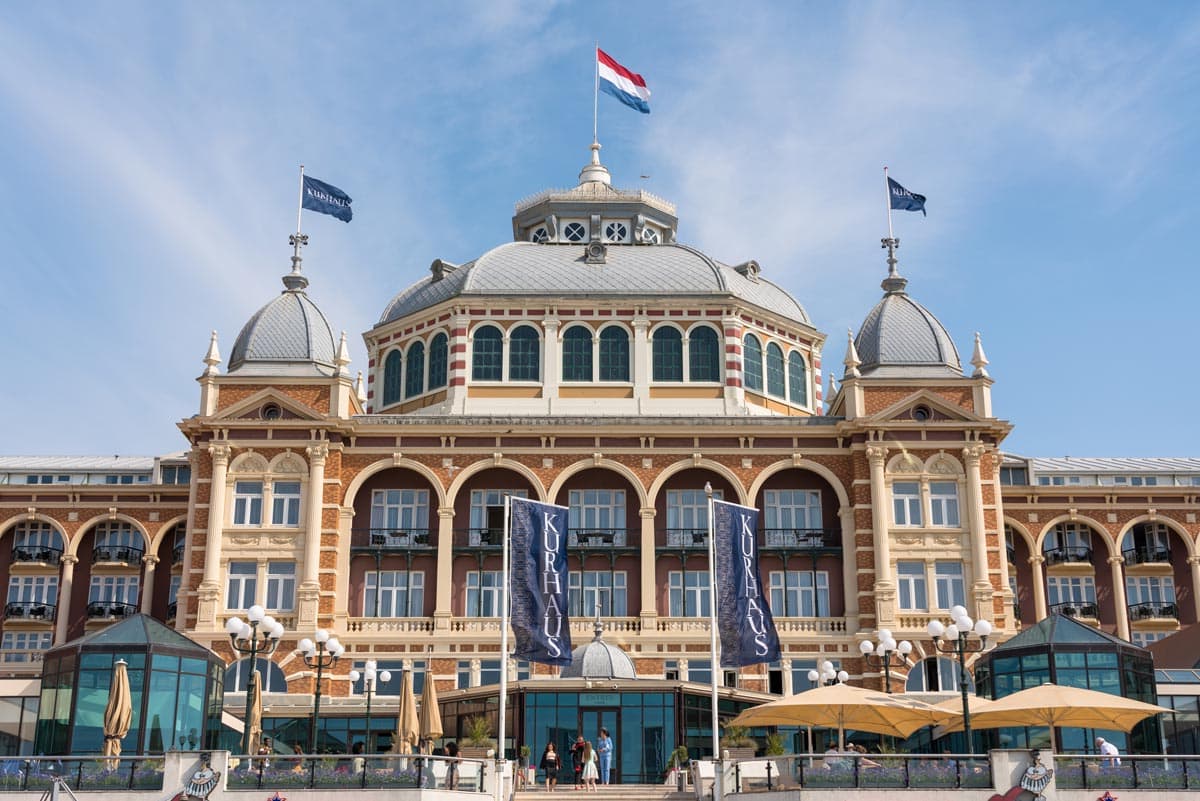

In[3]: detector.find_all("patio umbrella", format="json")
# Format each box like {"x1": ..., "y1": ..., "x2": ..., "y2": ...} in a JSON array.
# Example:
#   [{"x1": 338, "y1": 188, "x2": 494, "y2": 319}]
[
  {"x1": 246, "y1": 670, "x2": 264, "y2": 757},
  {"x1": 937, "y1": 683, "x2": 1170, "y2": 733},
  {"x1": 730, "y1": 683, "x2": 950, "y2": 748},
  {"x1": 418, "y1": 673, "x2": 443, "y2": 754},
  {"x1": 102, "y1": 659, "x2": 133, "y2": 771},
  {"x1": 390, "y1": 669, "x2": 419, "y2": 755}
]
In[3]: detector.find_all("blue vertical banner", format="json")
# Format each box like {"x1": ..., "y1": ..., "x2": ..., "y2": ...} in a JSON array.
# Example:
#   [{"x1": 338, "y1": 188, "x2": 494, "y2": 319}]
[
  {"x1": 713, "y1": 499, "x2": 780, "y2": 667},
  {"x1": 509, "y1": 497, "x2": 573, "y2": 666}
]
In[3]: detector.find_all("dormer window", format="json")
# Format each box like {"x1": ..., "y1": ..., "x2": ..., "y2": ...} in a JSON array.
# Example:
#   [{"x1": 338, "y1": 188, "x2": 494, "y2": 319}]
[
  {"x1": 604, "y1": 221, "x2": 628, "y2": 242},
  {"x1": 530, "y1": 226, "x2": 549, "y2": 244},
  {"x1": 641, "y1": 228, "x2": 660, "y2": 244},
  {"x1": 562, "y1": 222, "x2": 587, "y2": 242}
]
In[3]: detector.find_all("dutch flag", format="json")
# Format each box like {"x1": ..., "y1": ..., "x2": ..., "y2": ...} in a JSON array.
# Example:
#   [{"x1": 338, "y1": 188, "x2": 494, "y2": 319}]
[{"x1": 598, "y1": 48, "x2": 650, "y2": 114}]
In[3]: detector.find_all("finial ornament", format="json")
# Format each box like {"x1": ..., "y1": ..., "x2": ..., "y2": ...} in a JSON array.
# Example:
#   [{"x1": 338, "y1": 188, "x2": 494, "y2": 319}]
[
  {"x1": 335, "y1": 331, "x2": 351, "y2": 376},
  {"x1": 843, "y1": 328, "x2": 861, "y2": 378},
  {"x1": 283, "y1": 231, "x2": 310, "y2": 292},
  {"x1": 880, "y1": 236, "x2": 907, "y2": 294},
  {"x1": 355, "y1": 371, "x2": 367, "y2": 403},
  {"x1": 578, "y1": 141, "x2": 612, "y2": 186},
  {"x1": 971, "y1": 332, "x2": 990, "y2": 378},
  {"x1": 202, "y1": 330, "x2": 221, "y2": 376}
]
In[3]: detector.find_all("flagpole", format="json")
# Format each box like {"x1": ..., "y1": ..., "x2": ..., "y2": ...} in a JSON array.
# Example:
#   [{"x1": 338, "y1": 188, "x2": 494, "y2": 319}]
[
  {"x1": 296, "y1": 165, "x2": 306, "y2": 236},
  {"x1": 705, "y1": 482, "x2": 720, "y2": 762},
  {"x1": 593, "y1": 42, "x2": 600, "y2": 145},
  {"x1": 499, "y1": 494, "x2": 511, "y2": 791},
  {"x1": 883, "y1": 166, "x2": 894, "y2": 242},
  {"x1": 290, "y1": 165, "x2": 309, "y2": 275}
]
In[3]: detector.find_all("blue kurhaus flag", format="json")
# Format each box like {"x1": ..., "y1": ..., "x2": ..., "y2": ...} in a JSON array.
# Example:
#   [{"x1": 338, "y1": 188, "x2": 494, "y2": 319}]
[
  {"x1": 888, "y1": 176, "x2": 926, "y2": 216},
  {"x1": 713, "y1": 499, "x2": 780, "y2": 668},
  {"x1": 302, "y1": 175, "x2": 353, "y2": 222},
  {"x1": 509, "y1": 497, "x2": 573, "y2": 666}
]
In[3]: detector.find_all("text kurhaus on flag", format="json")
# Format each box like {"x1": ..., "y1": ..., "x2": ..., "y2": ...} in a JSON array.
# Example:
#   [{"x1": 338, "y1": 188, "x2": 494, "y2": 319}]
[
  {"x1": 713, "y1": 499, "x2": 780, "y2": 667},
  {"x1": 509, "y1": 497, "x2": 573, "y2": 666},
  {"x1": 302, "y1": 175, "x2": 353, "y2": 222}
]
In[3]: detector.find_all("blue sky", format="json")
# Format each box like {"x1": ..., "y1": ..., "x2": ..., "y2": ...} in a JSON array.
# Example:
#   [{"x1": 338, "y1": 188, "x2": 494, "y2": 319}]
[{"x1": 2, "y1": 2, "x2": 1199, "y2": 457}]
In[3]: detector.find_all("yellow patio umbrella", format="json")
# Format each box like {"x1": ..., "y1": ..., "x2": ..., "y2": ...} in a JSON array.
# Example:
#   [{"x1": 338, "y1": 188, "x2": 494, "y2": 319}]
[
  {"x1": 418, "y1": 673, "x2": 443, "y2": 754},
  {"x1": 730, "y1": 683, "x2": 951, "y2": 748},
  {"x1": 102, "y1": 659, "x2": 133, "y2": 770},
  {"x1": 937, "y1": 683, "x2": 1170, "y2": 733},
  {"x1": 245, "y1": 671, "x2": 264, "y2": 758},
  {"x1": 390, "y1": 668, "x2": 419, "y2": 754}
]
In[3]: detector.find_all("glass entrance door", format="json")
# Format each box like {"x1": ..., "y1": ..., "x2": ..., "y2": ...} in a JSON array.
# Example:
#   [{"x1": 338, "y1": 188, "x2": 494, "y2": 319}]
[{"x1": 579, "y1": 708, "x2": 619, "y2": 783}]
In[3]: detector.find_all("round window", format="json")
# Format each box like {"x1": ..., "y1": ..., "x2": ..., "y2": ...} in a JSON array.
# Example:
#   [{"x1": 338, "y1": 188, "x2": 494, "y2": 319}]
[
  {"x1": 530, "y1": 227, "x2": 549, "y2": 243},
  {"x1": 912, "y1": 405, "x2": 932, "y2": 422},
  {"x1": 261, "y1": 403, "x2": 282, "y2": 420},
  {"x1": 563, "y1": 222, "x2": 587, "y2": 242},
  {"x1": 604, "y1": 222, "x2": 628, "y2": 241},
  {"x1": 641, "y1": 227, "x2": 660, "y2": 244}
]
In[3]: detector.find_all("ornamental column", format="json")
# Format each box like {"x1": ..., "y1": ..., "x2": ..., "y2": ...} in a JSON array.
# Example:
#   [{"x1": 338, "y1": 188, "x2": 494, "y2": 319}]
[
  {"x1": 962, "y1": 445, "x2": 992, "y2": 619},
  {"x1": 543, "y1": 318, "x2": 561, "y2": 404},
  {"x1": 632, "y1": 315, "x2": 650, "y2": 402},
  {"x1": 56, "y1": 555, "x2": 78, "y2": 644},
  {"x1": 639, "y1": 507, "x2": 658, "y2": 628},
  {"x1": 1109, "y1": 556, "x2": 1130, "y2": 640},
  {"x1": 1190, "y1": 557, "x2": 1200, "y2": 621},
  {"x1": 298, "y1": 442, "x2": 329, "y2": 628},
  {"x1": 140, "y1": 555, "x2": 159, "y2": 614},
  {"x1": 434, "y1": 506, "x2": 456, "y2": 630},
  {"x1": 780, "y1": 658, "x2": 794, "y2": 696},
  {"x1": 1029, "y1": 555, "x2": 1047, "y2": 620},
  {"x1": 866, "y1": 445, "x2": 896, "y2": 627},
  {"x1": 197, "y1": 443, "x2": 230, "y2": 628},
  {"x1": 839, "y1": 506, "x2": 860, "y2": 629}
]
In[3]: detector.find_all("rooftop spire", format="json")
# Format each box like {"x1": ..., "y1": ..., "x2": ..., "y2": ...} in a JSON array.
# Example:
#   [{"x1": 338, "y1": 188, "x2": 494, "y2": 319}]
[
  {"x1": 880, "y1": 236, "x2": 907, "y2": 294},
  {"x1": 971, "y1": 332, "x2": 990, "y2": 378},
  {"x1": 578, "y1": 141, "x2": 612, "y2": 186},
  {"x1": 355, "y1": 370, "x2": 367, "y2": 403},
  {"x1": 843, "y1": 328, "x2": 861, "y2": 378},
  {"x1": 335, "y1": 331, "x2": 351, "y2": 377},
  {"x1": 283, "y1": 231, "x2": 310, "y2": 292},
  {"x1": 202, "y1": 330, "x2": 221, "y2": 376}
]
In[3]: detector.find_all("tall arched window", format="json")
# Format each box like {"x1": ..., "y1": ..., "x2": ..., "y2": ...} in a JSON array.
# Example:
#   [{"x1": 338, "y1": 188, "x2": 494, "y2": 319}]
[
  {"x1": 428, "y1": 333, "x2": 448, "y2": 390},
  {"x1": 383, "y1": 349, "x2": 403, "y2": 406},
  {"x1": 599, "y1": 327, "x2": 630, "y2": 381},
  {"x1": 788, "y1": 351, "x2": 808, "y2": 406},
  {"x1": 765, "y1": 342, "x2": 785, "y2": 397},
  {"x1": 508, "y1": 325, "x2": 540, "y2": 381},
  {"x1": 688, "y1": 327, "x2": 720, "y2": 382},
  {"x1": 905, "y1": 656, "x2": 973, "y2": 693},
  {"x1": 562, "y1": 326, "x2": 593, "y2": 382},
  {"x1": 472, "y1": 325, "x2": 503, "y2": 381},
  {"x1": 405, "y1": 342, "x2": 425, "y2": 398},
  {"x1": 652, "y1": 327, "x2": 683, "y2": 381},
  {"x1": 743, "y1": 334, "x2": 764, "y2": 391}
]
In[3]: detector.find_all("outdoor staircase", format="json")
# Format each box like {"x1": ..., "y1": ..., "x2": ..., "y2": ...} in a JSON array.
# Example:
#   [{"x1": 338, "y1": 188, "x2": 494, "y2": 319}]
[{"x1": 513, "y1": 785, "x2": 694, "y2": 801}]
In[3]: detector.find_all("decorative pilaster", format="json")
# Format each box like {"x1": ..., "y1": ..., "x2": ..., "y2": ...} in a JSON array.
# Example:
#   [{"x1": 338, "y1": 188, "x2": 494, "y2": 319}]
[
  {"x1": 962, "y1": 445, "x2": 992, "y2": 618},
  {"x1": 632, "y1": 316, "x2": 650, "y2": 402},
  {"x1": 839, "y1": 506, "x2": 860, "y2": 628},
  {"x1": 1190, "y1": 557, "x2": 1200, "y2": 621},
  {"x1": 639, "y1": 507, "x2": 658, "y2": 626},
  {"x1": 56, "y1": 555, "x2": 78, "y2": 644},
  {"x1": 780, "y1": 658, "x2": 794, "y2": 696},
  {"x1": 866, "y1": 445, "x2": 896, "y2": 626},
  {"x1": 435, "y1": 507, "x2": 456, "y2": 629},
  {"x1": 1109, "y1": 556, "x2": 1130, "y2": 640},
  {"x1": 542, "y1": 318, "x2": 561, "y2": 404},
  {"x1": 1029, "y1": 555, "x2": 1047, "y2": 621},
  {"x1": 140, "y1": 555, "x2": 160, "y2": 614},
  {"x1": 298, "y1": 443, "x2": 329, "y2": 628},
  {"x1": 197, "y1": 443, "x2": 231, "y2": 628}
]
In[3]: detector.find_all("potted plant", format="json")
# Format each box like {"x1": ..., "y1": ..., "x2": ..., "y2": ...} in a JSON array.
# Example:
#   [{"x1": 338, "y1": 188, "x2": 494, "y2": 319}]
[
  {"x1": 763, "y1": 732, "x2": 786, "y2": 756},
  {"x1": 665, "y1": 745, "x2": 690, "y2": 789},
  {"x1": 720, "y1": 722, "x2": 757, "y2": 760},
  {"x1": 458, "y1": 714, "x2": 495, "y2": 758}
]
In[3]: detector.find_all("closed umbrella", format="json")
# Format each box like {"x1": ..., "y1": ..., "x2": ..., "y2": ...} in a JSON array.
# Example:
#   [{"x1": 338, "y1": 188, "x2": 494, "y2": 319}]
[
  {"x1": 418, "y1": 672, "x2": 443, "y2": 754},
  {"x1": 390, "y1": 669, "x2": 419, "y2": 755},
  {"x1": 246, "y1": 671, "x2": 264, "y2": 758},
  {"x1": 938, "y1": 683, "x2": 1169, "y2": 733},
  {"x1": 102, "y1": 659, "x2": 133, "y2": 771},
  {"x1": 730, "y1": 683, "x2": 950, "y2": 748}
]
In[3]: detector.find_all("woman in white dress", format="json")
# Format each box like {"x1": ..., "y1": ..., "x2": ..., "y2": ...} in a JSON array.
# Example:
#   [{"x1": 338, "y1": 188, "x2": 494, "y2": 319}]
[{"x1": 581, "y1": 742, "x2": 599, "y2": 791}]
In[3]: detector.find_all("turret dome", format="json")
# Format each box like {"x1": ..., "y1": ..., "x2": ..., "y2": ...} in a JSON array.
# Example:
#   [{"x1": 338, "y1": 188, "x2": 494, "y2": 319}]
[
  {"x1": 559, "y1": 620, "x2": 637, "y2": 680},
  {"x1": 853, "y1": 258, "x2": 961, "y2": 378},
  {"x1": 228, "y1": 270, "x2": 338, "y2": 376}
]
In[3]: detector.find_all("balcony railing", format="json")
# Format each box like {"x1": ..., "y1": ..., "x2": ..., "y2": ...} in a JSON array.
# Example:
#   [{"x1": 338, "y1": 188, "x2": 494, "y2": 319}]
[
  {"x1": 3, "y1": 602, "x2": 56, "y2": 621},
  {"x1": 1049, "y1": 601, "x2": 1099, "y2": 618},
  {"x1": 0, "y1": 649, "x2": 46, "y2": 664},
  {"x1": 452, "y1": 528, "x2": 504, "y2": 548},
  {"x1": 568, "y1": 528, "x2": 631, "y2": 548},
  {"x1": 1043, "y1": 545, "x2": 1093, "y2": 565},
  {"x1": 1128, "y1": 601, "x2": 1179, "y2": 621},
  {"x1": 761, "y1": 528, "x2": 840, "y2": 550},
  {"x1": 662, "y1": 528, "x2": 709, "y2": 548},
  {"x1": 171, "y1": 543, "x2": 185, "y2": 566},
  {"x1": 1123, "y1": 546, "x2": 1171, "y2": 566},
  {"x1": 86, "y1": 601, "x2": 138, "y2": 620},
  {"x1": 92, "y1": 545, "x2": 145, "y2": 565},
  {"x1": 724, "y1": 754, "x2": 993, "y2": 792},
  {"x1": 166, "y1": 601, "x2": 177, "y2": 619},
  {"x1": 11, "y1": 544, "x2": 63, "y2": 564},
  {"x1": 351, "y1": 528, "x2": 435, "y2": 549},
  {"x1": 1054, "y1": 755, "x2": 1200, "y2": 790}
]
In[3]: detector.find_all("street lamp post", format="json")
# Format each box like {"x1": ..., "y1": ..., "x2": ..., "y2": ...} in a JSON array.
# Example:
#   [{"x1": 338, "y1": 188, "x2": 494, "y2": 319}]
[
  {"x1": 225, "y1": 605, "x2": 285, "y2": 755},
  {"x1": 928, "y1": 605, "x2": 993, "y2": 754},
  {"x1": 348, "y1": 660, "x2": 391, "y2": 753},
  {"x1": 298, "y1": 629, "x2": 344, "y2": 753},
  {"x1": 807, "y1": 660, "x2": 848, "y2": 687},
  {"x1": 858, "y1": 630, "x2": 913, "y2": 693}
]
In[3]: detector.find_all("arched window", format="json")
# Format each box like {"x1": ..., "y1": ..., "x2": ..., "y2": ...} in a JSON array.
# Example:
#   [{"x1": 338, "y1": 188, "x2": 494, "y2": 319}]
[
  {"x1": 508, "y1": 325, "x2": 540, "y2": 381},
  {"x1": 383, "y1": 349, "x2": 403, "y2": 406},
  {"x1": 788, "y1": 352, "x2": 808, "y2": 406},
  {"x1": 652, "y1": 327, "x2": 683, "y2": 381},
  {"x1": 743, "y1": 334, "x2": 764, "y2": 391},
  {"x1": 224, "y1": 657, "x2": 288, "y2": 693},
  {"x1": 405, "y1": 342, "x2": 425, "y2": 398},
  {"x1": 562, "y1": 326, "x2": 593, "y2": 382},
  {"x1": 472, "y1": 325, "x2": 503, "y2": 381},
  {"x1": 905, "y1": 656, "x2": 973, "y2": 693},
  {"x1": 765, "y1": 342, "x2": 785, "y2": 397},
  {"x1": 10, "y1": 521, "x2": 65, "y2": 562},
  {"x1": 428, "y1": 333, "x2": 448, "y2": 390},
  {"x1": 688, "y1": 327, "x2": 720, "y2": 382},
  {"x1": 599, "y1": 327, "x2": 630, "y2": 381}
]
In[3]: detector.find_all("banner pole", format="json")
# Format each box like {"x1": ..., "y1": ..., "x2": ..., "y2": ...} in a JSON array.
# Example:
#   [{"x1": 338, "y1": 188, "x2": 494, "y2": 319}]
[
  {"x1": 296, "y1": 165, "x2": 306, "y2": 236},
  {"x1": 499, "y1": 494, "x2": 511, "y2": 796},
  {"x1": 593, "y1": 43, "x2": 600, "y2": 145},
  {"x1": 705, "y1": 482, "x2": 720, "y2": 761},
  {"x1": 883, "y1": 166, "x2": 894, "y2": 242}
]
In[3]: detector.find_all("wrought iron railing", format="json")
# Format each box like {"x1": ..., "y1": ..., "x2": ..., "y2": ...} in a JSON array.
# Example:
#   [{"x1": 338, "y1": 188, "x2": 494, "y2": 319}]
[
  {"x1": 567, "y1": 528, "x2": 630, "y2": 548},
  {"x1": 1122, "y1": 546, "x2": 1171, "y2": 565},
  {"x1": 93, "y1": 545, "x2": 145, "y2": 565},
  {"x1": 1054, "y1": 754, "x2": 1200, "y2": 790},
  {"x1": 226, "y1": 753, "x2": 487, "y2": 792},
  {"x1": 1049, "y1": 601, "x2": 1099, "y2": 618},
  {"x1": 166, "y1": 601, "x2": 178, "y2": 620},
  {"x1": 0, "y1": 756, "x2": 163, "y2": 791},
  {"x1": 723, "y1": 753, "x2": 992, "y2": 792},
  {"x1": 1043, "y1": 545, "x2": 1092, "y2": 565},
  {"x1": 11, "y1": 544, "x2": 62, "y2": 564},
  {"x1": 351, "y1": 528, "x2": 435, "y2": 549},
  {"x1": 662, "y1": 528, "x2": 709, "y2": 548},
  {"x1": 761, "y1": 528, "x2": 841, "y2": 550},
  {"x1": 172, "y1": 543, "x2": 185, "y2": 565},
  {"x1": 453, "y1": 528, "x2": 504, "y2": 547},
  {"x1": 1127, "y1": 601, "x2": 1178, "y2": 621},
  {"x1": 86, "y1": 601, "x2": 138, "y2": 619},
  {"x1": 3, "y1": 602, "x2": 56, "y2": 621}
]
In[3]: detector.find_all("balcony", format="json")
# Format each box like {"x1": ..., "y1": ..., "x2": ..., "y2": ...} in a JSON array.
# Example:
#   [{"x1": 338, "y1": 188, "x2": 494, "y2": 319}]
[
  {"x1": 86, "y1": 601, "x2": 138, "y2": 620},
  {"x1": 1049, "y1": 601, "x2": 1099, "y2": 619},
  {"x1": 172, "y1": 543, "x2": 185, "y2": 566},
  {"x1": 1043, "y1": 545, "x2": 1093, "y2": 566},
  {"x1": 166, "y1": 601, "x2": 177, "y2": 620},
  {"x1": 351, "y1": 528, "x2": 435, "y2": 550},
  {"x1": 11, "y1": 544, "x2": 63, "y2": 565},
  {"x1": 1123, "y1": 546, "x2": 1171, "y2": 566},
  {"x1": 0, "y1": 649, "x2": 45, "y2": 665},
  {"x1": 452, "y1": 528, "x2": 504, "y2": 549},
  {"x1": 3, "y1": 602, "x2": 55, "y2": 621},
  {"x1": 761, "y1": 528, "x2": 841, "y2": 552},
  {"x1": 568, "y1": 528, "x2": 633, "y2": 550},
  {"x1": 1128, "y1": 601, "x2": 1179, "y2": 621},
  {"x1": 661, "y1": 528, "x2": 709, "y2": 549},
  {"x1": 92, "y1": 545, "x2": 145, "y2": 566}
]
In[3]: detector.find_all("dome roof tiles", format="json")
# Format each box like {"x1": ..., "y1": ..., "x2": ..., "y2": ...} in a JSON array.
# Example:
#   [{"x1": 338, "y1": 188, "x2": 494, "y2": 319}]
[
  {"x1": 559, "y1": 623, "x2": 638, "y2": 680},
  {"x1": 854, "y1": 285, "x2": 961, "y2": 378},
  {"x1": 228, "y1": 276, "x2": 337, "y2": 376}
]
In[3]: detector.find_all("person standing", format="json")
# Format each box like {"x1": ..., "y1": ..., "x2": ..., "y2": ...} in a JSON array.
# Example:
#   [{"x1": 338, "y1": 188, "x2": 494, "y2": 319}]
[
  {"x1": 1096, "y1": 737, "x2": 1121, "y2": 767},
  {"x1": 597, "y1": 728, "x2": 613, "y2": 785},
  {"x1": 581, "y1": 741, "x2": 599, "y2": 791},
  {"x1": 571, "y1": 735, "x2": 586, "y2": 789},
  {"x1": 446, "y1": 741, "x2": 460, "y2": 790},
  {"x1": 540, "y1": 742, "x2": 560, "y2": 792}
]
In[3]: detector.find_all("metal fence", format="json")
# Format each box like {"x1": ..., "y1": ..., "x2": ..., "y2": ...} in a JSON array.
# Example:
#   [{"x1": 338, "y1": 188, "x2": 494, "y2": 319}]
[
  {"x1": 725, "y1": 754, "x2": 993, "y2": 793},
  {"x1": 1053, "y1": 755, "x2": 1200, "y2": 790},
  {"x1": 0, "y1": 756, "x2": 164, "y2": 792},
  {"x1": 225, "y1": 753, "x2": 487, "y2": 792}
]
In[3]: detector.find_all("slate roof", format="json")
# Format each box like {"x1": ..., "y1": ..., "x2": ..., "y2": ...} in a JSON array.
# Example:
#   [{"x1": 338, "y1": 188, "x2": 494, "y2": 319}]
[
  {"x1": 0, "y1": 455, "x2": 157, "y2": 470},
  {"x1": 229, "y1": 277, "x2": 337, "y2": 376},
  {"x1": 378, "y1": 242, "x2": 811, "y2": 326},
  {"x1": 559, "y1": 623, "x2": 638, "y2": 680},
  {"x1": 1026, "y1": 457, "x2": 1200, "y2": 473},
  {"x1": 854, "y1": 285, "x2": 961, "y2": 378}
]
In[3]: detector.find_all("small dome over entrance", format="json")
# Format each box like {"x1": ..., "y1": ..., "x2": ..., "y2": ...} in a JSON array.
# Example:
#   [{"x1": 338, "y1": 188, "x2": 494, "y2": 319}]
[{"x1": 560, "y1": 620, "x2": 637, "y2": 680}]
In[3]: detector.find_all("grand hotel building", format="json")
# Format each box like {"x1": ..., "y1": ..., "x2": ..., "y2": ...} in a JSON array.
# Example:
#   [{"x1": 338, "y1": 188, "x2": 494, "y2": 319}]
[{"x1": 0, "y1": 146, "x2": 1197, "y2": 772}]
